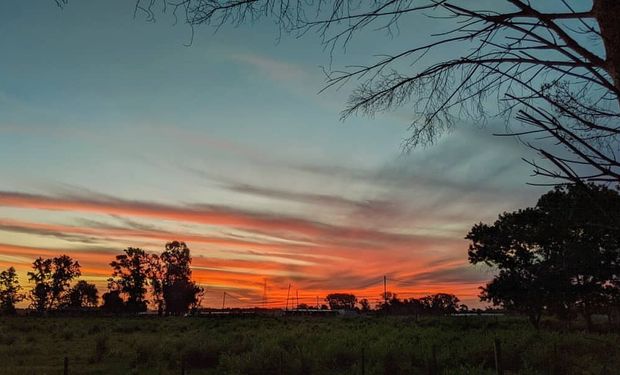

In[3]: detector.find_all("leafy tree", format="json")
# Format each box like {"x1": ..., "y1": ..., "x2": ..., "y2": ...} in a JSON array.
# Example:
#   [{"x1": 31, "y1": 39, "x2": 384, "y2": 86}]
[
  {"x1": 420, "y1": 293, "x2": 461, "y2": 315},
  {"x1": 101, "y1": 290, "x2": 125, "y2": 314},
  {"x1": 467, "y1": 184, "x2": 620, "y2": 329},
  {"x1": 359, "y1": 298, "x2": 371, "y2": 313},
  {"x1": 379, "y1": 293, "x2": 460, "y2": 316},
  {"x1": 146, "y1": 253, "x2": 165, "y2": 315},
  {"x1": 27, "y1": 255, "x2": 81, "y2": 312},
  {"x1": 64, "y1": 280, "x2": 99, "y2": 309},
  {"x1": 0, "y1": 267, "x2": 23, "y2": 315},
  {"x1": 84, "y1": 0, "x2": 620, "y2": 185},
  {"x1": 49, "y1": 255, "x2": 82, "y2": 308},
  {"x1": 161, "y1": 241, "x2": 203, "y2": 315},
  {"x1": 325, "y1": 293, "x2": 357, "y2": 310},
  {"x1": 27, "y1": 257, "x2": 52, "y2": 313},
  {"x1": 109, "y1": 247, "x2": 152, "y2": 312}
]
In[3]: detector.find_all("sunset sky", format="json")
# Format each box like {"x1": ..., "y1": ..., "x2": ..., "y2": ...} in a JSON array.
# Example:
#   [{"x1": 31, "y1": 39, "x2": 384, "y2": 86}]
[{"x1": 0, "y1": 0, "x2": 548, "y2": 308}]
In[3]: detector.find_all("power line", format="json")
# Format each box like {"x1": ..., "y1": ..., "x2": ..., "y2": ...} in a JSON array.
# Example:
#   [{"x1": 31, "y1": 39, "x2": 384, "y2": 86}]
[{"x1": 197, "y1": 274, "x2": 446, "y2": 309}]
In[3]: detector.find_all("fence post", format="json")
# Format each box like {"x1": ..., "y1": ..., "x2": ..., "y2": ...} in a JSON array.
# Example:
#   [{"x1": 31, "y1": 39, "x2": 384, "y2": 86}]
[
  {"x1": 361, "y1": 346, "x2": 365, "y2": 375},
  {"x1": 494, "y1": 338, "x2": 503, "y2": 375},
  {"x1": 63, "y1": 356, "x2": 68, "y2": 375}
]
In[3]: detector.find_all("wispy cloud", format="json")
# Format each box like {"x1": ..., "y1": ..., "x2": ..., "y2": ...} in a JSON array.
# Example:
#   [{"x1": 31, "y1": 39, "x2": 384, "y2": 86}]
[
  {"x1": 229, "y1": 53, "x2": 311, "y2": 83},
  {"x1": 0, "y1": 186, "x2": 485, "y2": 306}
]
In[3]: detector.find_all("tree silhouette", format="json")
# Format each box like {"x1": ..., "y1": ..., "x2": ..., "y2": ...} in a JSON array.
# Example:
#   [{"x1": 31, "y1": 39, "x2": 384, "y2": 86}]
[
  {"x1": 325, "y1": 293, "x2": 357, "y2": 310},
  {"x1": 109, "y1": 247, "x2": 152, "y2": 312},
  {"x1": 161, "y1": 241, "x2": 203, "y2": 315},
  {"x1": 420, "y1": 293, "x2": 461, "y2": 315},
  {"x1": 101, "y1": 290, "x2": 125, "y2": 314},
  {"x1": 145, "y1": 253, "x2": 165, "y2": 315},
  {"x1": 27, "y1": 255, "x2": 81, "y2": 313},
  {"x1": 49, "y1": 255, "x2": 82, "y2": 309},
  {"x1": 27, "y1": 257, "x2": 52, "y2": 313},
  {"x1": 467, "y1": 184, "x2": 620, "y2": 329},
  {"x1": 379, "y1": 293, "x2": 461, "y2": 316},
  {"x1": 359, "y1": 298, "x2": 371, "y2": 313},
  {"x1": 0, "y1": 267, "x2": 23, "y2": 315},
  {"x1": 115, "y1": 0, "x2": 620, "y2": 185},
  {"x1": 64, "y1": 280, "x2": 99, "y2": 309}
]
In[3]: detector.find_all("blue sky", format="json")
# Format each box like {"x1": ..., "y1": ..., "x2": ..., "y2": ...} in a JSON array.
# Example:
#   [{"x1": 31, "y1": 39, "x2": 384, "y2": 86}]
[{"x1": 0, "y1": 0, "x2": 548, "y2": 307}]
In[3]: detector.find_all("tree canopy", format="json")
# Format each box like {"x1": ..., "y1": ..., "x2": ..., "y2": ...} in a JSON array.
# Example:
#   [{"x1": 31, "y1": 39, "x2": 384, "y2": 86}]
[
  {"x1": 65, "y1": 280, "x2": 99, "y2": 309},
  {"x1": 467, "y1": 184, "x2": 620, "y2": 329},
  {"x1": 109, "y1": 247, "x2": 154, "y2": 312},
  {"x1": 325, "y1": 293, "x2": 357, "y2": 310},
  {"x1": 0, "y1": 267, "x2": 23, "y2": 315},
  {"x1": 27, "y1": 255, "x2": 81, "y2": 313}
]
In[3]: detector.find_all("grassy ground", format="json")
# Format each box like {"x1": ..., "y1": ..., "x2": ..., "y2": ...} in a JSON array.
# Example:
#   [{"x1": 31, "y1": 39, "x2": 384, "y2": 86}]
[{"x1": 0, "y1": 315, "x2": 618, "y2": 374}]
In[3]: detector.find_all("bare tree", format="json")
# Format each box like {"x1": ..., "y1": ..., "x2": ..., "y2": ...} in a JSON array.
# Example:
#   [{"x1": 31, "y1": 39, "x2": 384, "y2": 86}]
[{"x1": 61, "y1": 1, "x2": 620, "y2": 185}]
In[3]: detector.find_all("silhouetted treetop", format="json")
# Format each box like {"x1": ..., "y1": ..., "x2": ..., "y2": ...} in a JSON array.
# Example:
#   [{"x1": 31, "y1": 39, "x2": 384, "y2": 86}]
[
  {"x1": 467, "y1": 184, "x2": 620, "y2": 329},
  {"x1": 0, "y1": 267, "x2": 23, "y2": 315},
  {"x1": 27, "y1": 255, "x2": 81, "y2": 313},
  {"x1": 110, "y1": 247, "x2": 153, "y2": 312},
  {"x1": 64, "y1": 280, "x2": 99, "y2": 309},
  {"x1": 325, "y1": 293, "x2": 357, "y2": 310}
]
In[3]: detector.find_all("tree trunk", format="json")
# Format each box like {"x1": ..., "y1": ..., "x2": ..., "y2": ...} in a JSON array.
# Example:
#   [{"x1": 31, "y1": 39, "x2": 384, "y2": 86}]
[{"x1": 593, "y1": 0, "x2": 620, "y2": 92}]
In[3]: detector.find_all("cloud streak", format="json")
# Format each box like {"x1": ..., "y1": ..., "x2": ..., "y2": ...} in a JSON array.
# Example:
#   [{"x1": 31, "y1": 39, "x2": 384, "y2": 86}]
[{"x1": 0, "y1": 186, "x2": 487, "y2": 307}]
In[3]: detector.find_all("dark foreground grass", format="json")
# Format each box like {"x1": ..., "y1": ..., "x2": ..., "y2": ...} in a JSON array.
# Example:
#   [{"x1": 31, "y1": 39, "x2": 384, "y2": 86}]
[{"x1": 0, "y1": 315, "x2": 618, "y2": 374}]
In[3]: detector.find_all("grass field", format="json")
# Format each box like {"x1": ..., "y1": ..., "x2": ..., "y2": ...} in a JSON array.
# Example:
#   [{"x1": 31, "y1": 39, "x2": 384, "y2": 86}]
[{"x1": 0, "y1": 315, "x2": 618, "y2": 374}]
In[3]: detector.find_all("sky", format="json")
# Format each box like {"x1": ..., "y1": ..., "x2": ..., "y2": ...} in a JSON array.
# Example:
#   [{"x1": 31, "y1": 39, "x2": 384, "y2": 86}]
[{"x1": 0, "y1": 0, "x2": 549, "y2": 308}]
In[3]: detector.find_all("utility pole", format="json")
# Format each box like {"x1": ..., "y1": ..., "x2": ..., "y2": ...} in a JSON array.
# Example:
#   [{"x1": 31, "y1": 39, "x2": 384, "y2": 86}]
[
  {"x1": 222, "y1": 292, "x2": 226, "y2": 310},
  {"x1": 296, "y1": 290, "x2": 299, "y2": 309},
  {"x1": 383, "y1": 275, "x2": 387, "y2": 306},
  {"x1": 286, "y1": 284, "x2": 291, "y2": 311},
  {"x1": 263, "y1": 279, "x2": 267, "y2": 308}
]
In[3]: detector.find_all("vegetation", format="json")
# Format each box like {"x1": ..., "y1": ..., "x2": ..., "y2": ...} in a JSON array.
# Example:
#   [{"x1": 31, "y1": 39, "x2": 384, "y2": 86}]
[
  {"x1": 379, "y1": 293, "x2": 464, "y2": 316},
  {"x1": 467, "y1": 184, "x2": 620, "y2": 330},
  {"x1": 0, "y1": 315, "x2": 618, "y2": 374},
  {"x1": 106, "y1": 241, "x2": 203, "y2": 315},
  {"x1": 109, "y1": 247, "x2": 153, "y2": 313},
  {"x1": 3, "y1": 241, "x2": 204, "y2": 317},
  {"x1": 64, "y1": 281, "x2": 99, "y2": 309},
  {"x1": 325, "y1": 293, "x2": 357, "y2": 310},
  {"x1": 0, "y1": 267, "x2": 23, "y2": 315},
  {"x1": 27, "y1": 255, "x2": 81, "y2": 313}
]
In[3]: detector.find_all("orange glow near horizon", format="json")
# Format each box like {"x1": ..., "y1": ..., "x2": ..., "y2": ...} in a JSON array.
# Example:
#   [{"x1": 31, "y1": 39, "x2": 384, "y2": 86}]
[{"x1": 0, "y1": 191, "x2": 491, "y2": 309}]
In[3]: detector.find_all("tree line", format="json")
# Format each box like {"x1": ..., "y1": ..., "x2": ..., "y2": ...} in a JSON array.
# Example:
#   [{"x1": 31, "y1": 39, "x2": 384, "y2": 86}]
[
  {"x1": 0, "y1": 241, "x2": 203, "y2": 316},
  {"x1": 0, "y1": 243, "x2": 466, "y2": 317},
  {"x1": 316, "y1": 292, "x2": 464, "y2": 316}
]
